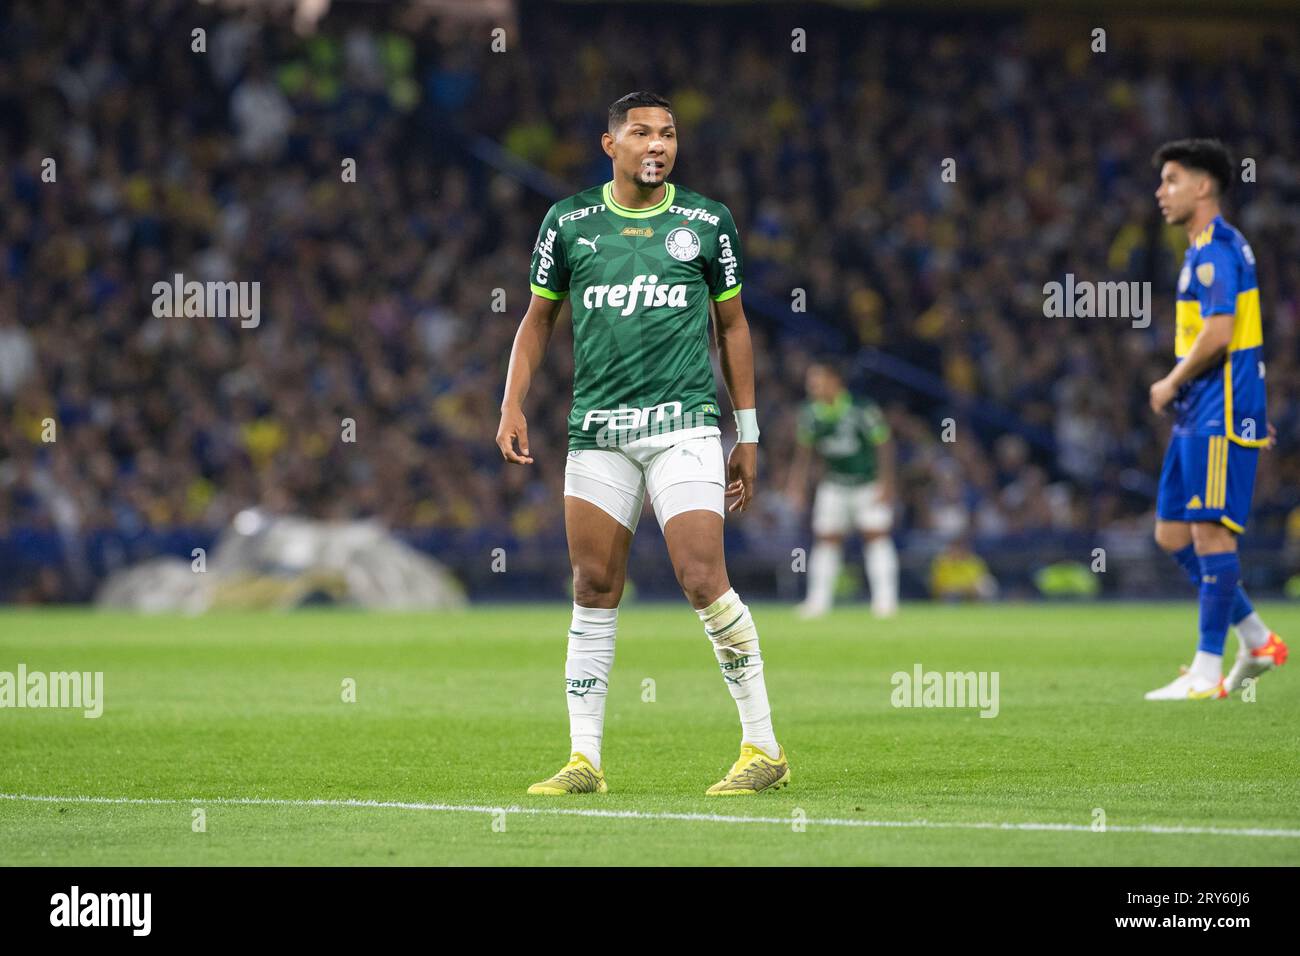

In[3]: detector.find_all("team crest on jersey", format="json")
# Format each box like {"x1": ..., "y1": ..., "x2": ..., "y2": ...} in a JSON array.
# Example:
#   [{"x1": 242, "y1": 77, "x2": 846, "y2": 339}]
[
  {"x1": 1177, "y1": 265, "x2": 1191, "y2": 293},
  {"x1": 1196, "y1": 262, "x2": 1215, "y2": 287},
  {"x1": 665, "y1": 227, "x2": 700, "y2": 261}
]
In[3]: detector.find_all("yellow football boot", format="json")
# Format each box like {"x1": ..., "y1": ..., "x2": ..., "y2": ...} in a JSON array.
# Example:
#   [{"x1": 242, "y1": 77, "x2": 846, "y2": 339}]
[
  {"x1": 527, "y1": 753, "x2": 607, "y2": 795},
  {"x1": 706, "y1": 743, "x2": 790, "y2": 796}
]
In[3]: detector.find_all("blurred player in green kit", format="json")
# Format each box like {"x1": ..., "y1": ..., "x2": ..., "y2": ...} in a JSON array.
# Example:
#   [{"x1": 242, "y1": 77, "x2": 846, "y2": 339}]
[{"x1": 787, "y1": 361, "x2": 899, "y2": 619}]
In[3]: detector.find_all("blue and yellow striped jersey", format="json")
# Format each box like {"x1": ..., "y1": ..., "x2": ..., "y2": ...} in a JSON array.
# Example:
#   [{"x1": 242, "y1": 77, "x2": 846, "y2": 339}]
[{"x1": 1172, "y1": 215, "x2": 1267, "y2": 446}]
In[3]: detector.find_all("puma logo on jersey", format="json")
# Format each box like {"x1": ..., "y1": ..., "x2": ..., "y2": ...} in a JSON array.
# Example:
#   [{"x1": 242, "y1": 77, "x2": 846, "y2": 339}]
[
  {"x1": 576, "y1": 235, "x2": 600, "y2": 253},
  {"x1": 582, "y1": 274, "x2": 688, "y2": 316},
  {"x1": 679, "y1": 447, "x2": 702, "y2": 465}
]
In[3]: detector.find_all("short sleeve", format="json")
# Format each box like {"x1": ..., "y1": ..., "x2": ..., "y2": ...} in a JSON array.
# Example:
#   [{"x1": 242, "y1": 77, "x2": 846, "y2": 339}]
[
  {"x1": 860, "y1": 403, "x2": 891, "y2": 445},
  {"x1": 1194, "y1": 244, "x2": 1240, "y2": 318},
  {"x1": 706, "y1": 205, "x2": 743, "y2": 302},
  {"x1": 529, "y1": 205, "x2": 570, "y2": 300}
]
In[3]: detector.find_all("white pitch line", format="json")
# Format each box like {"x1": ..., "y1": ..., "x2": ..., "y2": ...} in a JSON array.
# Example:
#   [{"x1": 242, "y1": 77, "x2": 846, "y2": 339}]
[{"x1": 3, "y1": 792, "x2": 1299, "y2": 839}]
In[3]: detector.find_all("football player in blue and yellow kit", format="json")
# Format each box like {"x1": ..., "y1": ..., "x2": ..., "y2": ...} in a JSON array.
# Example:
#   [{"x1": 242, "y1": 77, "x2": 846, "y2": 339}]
[{"x1": 1147, "y1": 139, "x2": 1287, "y2": 700}]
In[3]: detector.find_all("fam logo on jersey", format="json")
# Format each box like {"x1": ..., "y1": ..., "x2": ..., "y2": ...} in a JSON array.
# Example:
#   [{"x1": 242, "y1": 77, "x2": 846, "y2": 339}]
[
  {"x1": 665, "y1": 227, "x2": 700, "y2": 261},
  {"x1": 583, "y1": 401, "x2": 683, "y2": 433},
  {"x1": 558, "y1": 203, "x2": 605, "y2": 226}
]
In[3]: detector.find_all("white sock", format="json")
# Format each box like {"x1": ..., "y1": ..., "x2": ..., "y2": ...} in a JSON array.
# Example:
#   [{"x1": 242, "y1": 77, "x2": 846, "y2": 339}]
[
  {"x1": 1235, "y1": 612, "x2": 1271, "y2": 651},
  {"x1": 566, "y1": 604, "x2": 617, "y2": 770},
  {"x1": 1190, "y1": 650, "x2": 1223, "y2": 684},
  {"x1": 865, "y1": 536, "x2": 899, "y2": 616},
  {"x1": 807, "y1": 542, "x2": 841, "y2": 611},
  {"x1": 697, "y1": 588, "x2": 779, "y2": 758}
]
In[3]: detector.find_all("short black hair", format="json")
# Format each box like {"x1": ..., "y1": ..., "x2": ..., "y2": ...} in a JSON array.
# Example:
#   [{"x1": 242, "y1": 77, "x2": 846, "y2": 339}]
[
  {"x1": 608, "y1": 92, "x2": 673, "y2": 133},
  {"x1": 1152, "y1": 138, "x2": 1233, "y2": 196}
]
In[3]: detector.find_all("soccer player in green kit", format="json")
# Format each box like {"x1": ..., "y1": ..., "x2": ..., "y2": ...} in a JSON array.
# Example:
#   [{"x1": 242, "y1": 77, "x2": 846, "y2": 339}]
[
  {"x1": 496, "y1": 93, "x2": 789, "y2": 795},
  {"x1": 786, "y1": 361, "x2": 899, "y2": 618}
]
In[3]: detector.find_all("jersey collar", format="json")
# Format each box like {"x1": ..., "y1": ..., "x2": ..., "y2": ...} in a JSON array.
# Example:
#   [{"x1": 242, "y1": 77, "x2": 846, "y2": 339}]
[
  {"x1": 1193, "y1": 216, "x2": 1222, "y2": 250},
  {"x1": 813, "y1": 390, "x2": 852, "y2": 421},
  {"x1": 602, "y1": 181, "x2": 675, "y2": 219}
]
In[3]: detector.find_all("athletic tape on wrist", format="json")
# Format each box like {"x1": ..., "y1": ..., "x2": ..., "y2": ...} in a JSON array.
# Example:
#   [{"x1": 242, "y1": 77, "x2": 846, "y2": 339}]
[{"x1": 734, "y1": 408, "x2": 759, "y2": 443}]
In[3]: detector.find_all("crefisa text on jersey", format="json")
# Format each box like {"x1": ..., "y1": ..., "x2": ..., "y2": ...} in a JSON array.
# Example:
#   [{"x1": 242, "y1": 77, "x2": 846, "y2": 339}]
[{"x1": 534, "y1": 227, "x2": 559, "y2": 285}]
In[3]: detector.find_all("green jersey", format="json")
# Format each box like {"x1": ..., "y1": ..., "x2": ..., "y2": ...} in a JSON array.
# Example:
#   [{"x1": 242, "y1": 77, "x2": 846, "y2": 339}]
[
  {"x1": 797, "y1": 391, "x2": 890, "y2": 485},
  {"x1": 528, "y1": 181, "x2": 744, "y2": 450}
]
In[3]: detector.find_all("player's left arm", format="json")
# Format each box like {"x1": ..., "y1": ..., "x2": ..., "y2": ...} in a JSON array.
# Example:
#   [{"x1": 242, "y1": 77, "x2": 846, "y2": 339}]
[
  {"x1": 707, "y1": 205, "x2": 756, "y2": 513},
  {"x1": 1150, "y1": 245, "x2": 1238, "y2": 414},
  {"x1": 863, "y1": 404, "x2": 895, "y2": 505},
  {"x1": 713, "y1": 292, "x2": 757, "y2": 513}
]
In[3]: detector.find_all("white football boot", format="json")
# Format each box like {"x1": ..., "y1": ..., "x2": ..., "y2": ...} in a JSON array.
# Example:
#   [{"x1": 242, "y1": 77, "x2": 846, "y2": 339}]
[
  {"x1": 1224, "y1": 633, "x2": 1288, "y2": 694},
  {"x1": 1144, "y1": 668, "x2": 1227, "y2": 701}
]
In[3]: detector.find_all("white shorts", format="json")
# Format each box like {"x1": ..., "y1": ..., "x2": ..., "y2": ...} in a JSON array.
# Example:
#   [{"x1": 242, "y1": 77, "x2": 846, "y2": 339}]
[
  {"x1": 564, "y1": 426, "x2": 726, "y2": 533},
  {"x1": 812, "y1": 479, "x2": 893, "y2": 536}
]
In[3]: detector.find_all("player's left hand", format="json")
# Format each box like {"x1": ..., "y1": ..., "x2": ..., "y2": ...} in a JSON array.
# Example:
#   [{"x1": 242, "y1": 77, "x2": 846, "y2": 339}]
[
  {"x1": 1149, "y1": 376, "x2": 1177, "y2": 415},
  {"x1": 726, "y1": 442, "x2": 757, "y2": 513}
]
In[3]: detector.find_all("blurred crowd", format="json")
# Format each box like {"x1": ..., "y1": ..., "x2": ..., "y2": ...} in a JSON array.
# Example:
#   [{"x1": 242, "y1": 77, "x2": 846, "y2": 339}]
[{"x1": 3, "y1": 0, "x2": 1300, "y2": 601}]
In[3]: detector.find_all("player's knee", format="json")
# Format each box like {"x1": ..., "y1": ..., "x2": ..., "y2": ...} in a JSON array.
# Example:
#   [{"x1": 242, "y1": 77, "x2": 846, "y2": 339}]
[
  {"x1": 572, "y1": 566, "x2": 622, "y2": 608},
  {"x1": 677, "y1": 561, "x2": 726, "y2": 608},
  {"x1": 1191, "y1": 522, "x2": 1236, "y2": 555},
  {"x1": 1153, "y1": 522, "x2": 1188, "y2": 553}
]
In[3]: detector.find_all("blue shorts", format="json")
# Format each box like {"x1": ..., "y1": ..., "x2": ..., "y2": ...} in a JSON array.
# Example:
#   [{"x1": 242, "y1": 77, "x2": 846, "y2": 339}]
[{"x1": 1156, "y1": 433, "x2": 1258, "y2": 533}]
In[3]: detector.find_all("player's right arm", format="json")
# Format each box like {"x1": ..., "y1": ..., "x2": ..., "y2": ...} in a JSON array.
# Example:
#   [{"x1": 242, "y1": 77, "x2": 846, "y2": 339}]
[
  {"x1": 785, "y1": 406, "x2": 815, "y2": 509},
  {"x1": 497, "y1": 293, "x2": 565, "y2": 464},
  {"x1": 1150, "y1": 243, "x2": 1238, "y2": 415},
  {"x1": 498, "y1": 205, "x2": 572, "y2": 465}
]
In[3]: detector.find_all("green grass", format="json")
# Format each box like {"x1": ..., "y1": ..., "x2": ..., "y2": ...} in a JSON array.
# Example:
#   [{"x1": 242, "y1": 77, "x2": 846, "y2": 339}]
[{"x1": 1, "y1": 603, "x2": 1297, "y2": 866}]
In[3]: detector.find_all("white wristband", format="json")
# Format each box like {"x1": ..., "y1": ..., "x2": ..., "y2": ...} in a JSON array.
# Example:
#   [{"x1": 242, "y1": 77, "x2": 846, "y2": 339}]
[{"x1": 734, "y1": 408, "x2": 760, "y2": 443}]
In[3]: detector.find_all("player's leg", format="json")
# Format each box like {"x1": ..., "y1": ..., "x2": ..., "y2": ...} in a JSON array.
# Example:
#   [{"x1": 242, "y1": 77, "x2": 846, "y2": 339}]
[
  {"x1": 857, "y1": 481, "x2": 898, "y2": 618},
  {"x1": 800, "y1": 480, "x2": 849, "y2": 618},
  {"x1": 1216, "y1": 441, "x2": 1287, "y2": 691},
  {"x1": 1147, "y1": 436, "x2": 1283, "y2": 699},
  {"x1": 528, "y1": 451, "x2": 642, "y2": 794},
  {"x1": 1155, "y1": 517, "x2": 1273, "y2": 659},
  {"x1": 1185, "y1": 518, "x2": 1238, "y2": 693},
  {"x1": 648, "y1": 436, "x2": 788, "y2": 794},
  {"x1": 1147, "y1": 435, "x2": 1225, "y2": 699},
  {"x1": 801, "y1": 533, "x2": 842, "y2": 618}
]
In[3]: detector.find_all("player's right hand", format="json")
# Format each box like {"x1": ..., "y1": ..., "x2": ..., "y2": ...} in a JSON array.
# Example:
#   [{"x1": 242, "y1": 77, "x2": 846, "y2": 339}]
[{"x1": 496, "y1": 406, "x2": 533, "y2": 464}]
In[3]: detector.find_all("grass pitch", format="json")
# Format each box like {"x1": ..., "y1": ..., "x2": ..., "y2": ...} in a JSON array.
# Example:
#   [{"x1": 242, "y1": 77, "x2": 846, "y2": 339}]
[{"x1": 1, "y1": 603, "x2": 1297, "y2": 866}]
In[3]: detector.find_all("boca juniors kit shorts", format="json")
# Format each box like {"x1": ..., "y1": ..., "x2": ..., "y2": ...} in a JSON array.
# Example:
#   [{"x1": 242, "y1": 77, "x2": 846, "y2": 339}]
[{"x1": 1156, "y1": 433, "x2": 1259, "y2": 533}]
